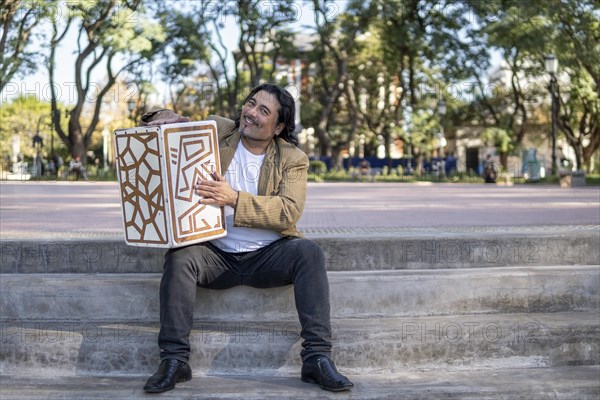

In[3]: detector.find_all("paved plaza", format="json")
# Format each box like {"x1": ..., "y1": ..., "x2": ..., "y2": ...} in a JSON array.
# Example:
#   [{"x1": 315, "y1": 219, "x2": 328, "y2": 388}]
[
  {"x1": 1, "y1": 181, "x2": 599, "y2": 399},
  {"x1": 1, "y1": 181, "x2": 598, "y2": 239}
]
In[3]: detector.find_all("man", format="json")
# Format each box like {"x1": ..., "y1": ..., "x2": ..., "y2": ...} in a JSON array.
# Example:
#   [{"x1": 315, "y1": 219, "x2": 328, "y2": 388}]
[
  {"x1": 142, "y1": 84, "x2": 353, "y2": 393},
  {"x1": 483, "y1": 154, "x2": 497, "y2": 184}
]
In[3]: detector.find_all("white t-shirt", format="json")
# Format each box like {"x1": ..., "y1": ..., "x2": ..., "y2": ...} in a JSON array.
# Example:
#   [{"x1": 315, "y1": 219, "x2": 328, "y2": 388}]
[{"x1": 212, "y1": 142, "x2": 282, "y2": 252}]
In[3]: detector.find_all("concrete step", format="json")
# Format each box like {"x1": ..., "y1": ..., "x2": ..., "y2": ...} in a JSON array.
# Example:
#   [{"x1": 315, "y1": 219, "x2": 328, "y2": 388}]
[
  {"x1": 1, "y1": 312, "x2": 598, "y2": 376},
  {"x1": 1, "y1": 231, "x2": 599, "y2": 273},
  {"x1": 1, "y1": 267, "x2": 598, "y2": 322},
  {"x1": 0, "y1": 366, "x2": 599, "y2": 399}
]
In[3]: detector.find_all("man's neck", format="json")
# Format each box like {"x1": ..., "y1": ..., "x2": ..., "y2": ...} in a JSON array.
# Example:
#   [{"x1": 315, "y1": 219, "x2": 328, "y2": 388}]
[{"x1": 240, "y1": 135, "x2": 271, "y2": 155}]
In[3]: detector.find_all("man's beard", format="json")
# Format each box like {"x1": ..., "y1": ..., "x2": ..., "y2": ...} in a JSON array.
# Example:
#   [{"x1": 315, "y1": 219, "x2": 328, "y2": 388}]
[{"x1": 239, "y1": 127, "x2": 272, "y2": 142}]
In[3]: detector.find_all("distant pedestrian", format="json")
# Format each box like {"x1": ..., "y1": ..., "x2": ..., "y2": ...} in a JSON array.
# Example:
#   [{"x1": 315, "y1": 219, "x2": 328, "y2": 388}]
[
  {"x1": 483, "y1": 154, "x2": 497, "y2": 184},
  {"x1": 445, "y1": 153, "x2": 457, "y2": 176},
  {"x1": 62, "y1": 156, "x2": 88, "y2": 181},
  {"x1": 94, "y1": 158, "x2": 101, "y2": 177},
  {"x1": 356, "y1": 158, "x2": 372, "y2": 181}
]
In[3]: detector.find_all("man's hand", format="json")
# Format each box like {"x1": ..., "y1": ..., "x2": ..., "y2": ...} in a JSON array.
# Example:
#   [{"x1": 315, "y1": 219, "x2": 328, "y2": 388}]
[
  {"x1": 140, "y1": 109, "x2": 190, "y2": 126},
  {"x1": 195, "y1": 172, "x2": 239, "y2": 208}
]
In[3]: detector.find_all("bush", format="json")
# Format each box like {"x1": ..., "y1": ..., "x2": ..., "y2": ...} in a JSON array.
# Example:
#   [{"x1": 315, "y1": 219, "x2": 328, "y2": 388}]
[
  {"x1": 309, "y1": 160, "x2": 327, "y2": 176},
  {"x1": 586, "y1": 174, "x2": 600, "y2": 185}
]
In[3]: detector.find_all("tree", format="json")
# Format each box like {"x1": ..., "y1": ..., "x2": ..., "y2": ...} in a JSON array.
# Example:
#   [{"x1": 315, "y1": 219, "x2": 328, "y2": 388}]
[
  {"x1": 343, "y1": 28, "x2": 398, "y2": 162},
  {"x1": 0, "y1": 95, "x2": 67, "y2": 164},
  {"x1": 0, "y1": 0, "x2": 49, "y2": 92},
  {"x1": 155, "y1": 0, "x2": 297, "y2": 120},
  {"x1": 156, "y1": 6, "x2": 211, "y2": 115},
  {"x1": 338, "y1": 0, "x2": 482, "y2": 172},
  {"x1": 544, "y1": 0, "x2": 599, "y2": 171},
  {"x1": 307, "y1": 0, "x2": 377, "y2": 159},
  {"x1": 467, "y1": 1, "x2": 556, "y2": 168},
  {"x1": 556, "y1": 71, "x2": 599, "y2": 171},
  {"x1": 47, "y1": 0, "x2": 164, "y2": 164},
  {"x1": 406, "y1": 108, "x2": 443, "y2": 165},
  {"x1": 468, "y1": 0, "x2": 599, "y2": 171},
  {"x1": 236, "y1": 0, "x2": 298, "y2": 88}
]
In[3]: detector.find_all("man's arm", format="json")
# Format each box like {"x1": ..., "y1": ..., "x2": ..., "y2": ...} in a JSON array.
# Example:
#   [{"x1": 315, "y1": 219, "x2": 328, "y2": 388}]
[
  {"x1": 195, "y1": 172, "x2": 239, "y2": 208},
  {"x1": 195, "y1": 147, "x2": 308, "y2": 233},
  {"x1": 140, "y1": 109, "x2": 190, "y2": 126}
]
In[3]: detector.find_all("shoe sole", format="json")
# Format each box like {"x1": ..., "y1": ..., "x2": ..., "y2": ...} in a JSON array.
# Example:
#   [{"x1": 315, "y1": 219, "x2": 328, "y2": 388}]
[
  {"x1": 143, "y1": 374, "x2": 192, "y2": 393},
  {"x1": 301, "y1": 375, "x2": 354, "y2": 392}
]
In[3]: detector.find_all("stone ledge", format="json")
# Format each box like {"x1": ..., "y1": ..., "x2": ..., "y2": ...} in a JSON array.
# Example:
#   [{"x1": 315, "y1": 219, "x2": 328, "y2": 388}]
[
  {"x1": 2, "y1": 232, "x2": 599, "y2": 273},
  {"x1": 1, "y1": 312, "x2": 598, "y2": 376},
  {"x1": 1, "y1": 367, "x2": 598, "y2": 400},
  {"x1": 1, "y1": 267, "x2": 598, "y2": 322}
]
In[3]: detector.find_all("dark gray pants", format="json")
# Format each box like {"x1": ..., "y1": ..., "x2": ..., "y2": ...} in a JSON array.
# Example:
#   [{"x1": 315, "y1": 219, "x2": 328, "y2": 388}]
[{"x1": 158, "y1": 237, "x2": 332, "y2": 363}]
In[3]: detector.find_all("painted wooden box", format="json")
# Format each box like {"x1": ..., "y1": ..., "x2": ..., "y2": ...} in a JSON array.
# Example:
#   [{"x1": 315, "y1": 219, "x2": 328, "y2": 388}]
[{"x1": 114, "y1": 121, "x2": 226, "y2": 247}]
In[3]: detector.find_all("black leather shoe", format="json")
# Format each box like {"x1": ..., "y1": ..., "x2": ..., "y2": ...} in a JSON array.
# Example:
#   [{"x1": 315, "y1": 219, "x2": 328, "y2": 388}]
[
  {"x1": 301, "y1": 355, "x2": 354, "y2": 392},
  {"x1": 143, "y1": 359, "x2": 192, "y2": 393}
]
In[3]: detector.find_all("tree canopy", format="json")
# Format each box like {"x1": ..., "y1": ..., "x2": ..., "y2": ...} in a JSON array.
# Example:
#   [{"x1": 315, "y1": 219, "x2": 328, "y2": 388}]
[{"x1": 1, "y1": 0, "x2": 598, "y2": 172}]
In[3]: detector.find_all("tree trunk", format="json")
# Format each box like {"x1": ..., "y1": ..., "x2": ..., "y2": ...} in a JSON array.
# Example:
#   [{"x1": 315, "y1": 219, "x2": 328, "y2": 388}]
[
  {"x1": 68, "y1": 114, "x2": 87, "y2": 164},
  {"x1": 499, "y1": 151, "x2": 508, "y2": 170},
  {"x1": 414, "y1": 152, "x2": 423, "y2": 176},
  {"x1": 581, "y1": 127, "x2": 600, "y2": 172}
]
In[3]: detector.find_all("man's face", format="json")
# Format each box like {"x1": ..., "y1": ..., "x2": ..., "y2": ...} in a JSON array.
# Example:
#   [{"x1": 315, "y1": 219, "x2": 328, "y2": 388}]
[{"x1": 239, "y1": 90, "x2": 284, "y2": 142}]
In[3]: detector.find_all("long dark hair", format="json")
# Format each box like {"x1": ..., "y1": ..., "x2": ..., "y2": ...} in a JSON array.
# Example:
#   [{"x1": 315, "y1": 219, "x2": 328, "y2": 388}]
[{"x1": 234, "y1": 84, "x2": 298, "y2": 146}]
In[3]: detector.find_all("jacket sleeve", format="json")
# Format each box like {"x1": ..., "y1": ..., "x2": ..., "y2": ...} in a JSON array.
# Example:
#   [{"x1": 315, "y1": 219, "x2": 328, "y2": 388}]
[{"x1": 233, "y1": 148, "x2": 308, "y2": 232}]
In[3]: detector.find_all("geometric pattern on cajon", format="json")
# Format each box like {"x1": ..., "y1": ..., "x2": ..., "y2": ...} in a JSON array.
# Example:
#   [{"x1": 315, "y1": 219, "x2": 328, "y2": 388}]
[
  {"x1": 116, "y1": 131, "x2": 168, "y2": 244},
  {"x1": 115, "y1": 121, "x2": 226, "y2": 248},
  {"x1": 163, "y1": 127, "x2": 224, "y2": 241}
]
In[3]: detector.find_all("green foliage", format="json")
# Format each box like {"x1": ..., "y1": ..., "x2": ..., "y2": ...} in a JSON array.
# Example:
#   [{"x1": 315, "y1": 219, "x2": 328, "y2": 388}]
[
  {"x1": 3, "y1": 0, "x2": 599, "y2": 171},
  {"x1": 0, "y1": 0, "x2": 52, "y2": 91},
  {"x1": 309, "y1": 160, "x2": 328, "y2": 176},
  {"x1": 404, "y1": 109, "x2": 442, "y2": 158},
  {"x1": 38, "y1": 0, "x2": 166, "y2": 162},
  {"x1": 159, "y1": 9, "x2": 210, "y2": 79},
  {"x1": 103, "y1": 13, "x2": 165, "y2": 54},
  {"x1": 586, "y1": 174, "x2": 600, "y2": 185},
  {"x1": 482, "y1": 128, "x2": 514, "y2": 154},
  {"x1": 306, "y1": 168, "x2": 486, "y2": 184},
  {"x1": 0, "y1": 95, "x2": 67, "y2": 160},
  {"x1": 468, "y1": 0, "x2": 599, "y2": 170}
]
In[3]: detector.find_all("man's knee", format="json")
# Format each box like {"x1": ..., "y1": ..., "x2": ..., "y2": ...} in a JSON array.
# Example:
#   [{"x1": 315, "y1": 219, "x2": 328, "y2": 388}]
[
  {"x1": 165, "y1": 246, "x2": 190, "y2": 266},
  {"x1": 163, "y1": 245, "x2": 203, "y2": 277},
  {"x1": 291, "y1": 239, "x2": 325, "y2": 269}
]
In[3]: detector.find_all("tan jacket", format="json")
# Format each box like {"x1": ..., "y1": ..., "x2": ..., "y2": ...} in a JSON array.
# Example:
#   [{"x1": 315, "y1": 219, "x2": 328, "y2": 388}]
[{"x1": 208, "y1": 115, "x2": 308, "y2": 238}]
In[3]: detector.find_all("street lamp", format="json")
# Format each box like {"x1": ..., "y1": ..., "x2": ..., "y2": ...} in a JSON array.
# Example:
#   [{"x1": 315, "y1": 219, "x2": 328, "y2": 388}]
[
  {"x1": 403, "y1": 105, "x2": 413, "y2": 173},
  {"x1": 437, "y1": 100, "x2": 447, "y2": 177},
  {"x1": 437, "y1": 100, "x2": 446, "y2": 149},
  {"x1": 102, "y1": 127, "x2": 110, "y2": 171},
  {"x1": 545, "y1": 54, "x2": 558, "y2": 176},
  {"x1": 32, "y1": 127, "x2": 44, "y2": 178}
]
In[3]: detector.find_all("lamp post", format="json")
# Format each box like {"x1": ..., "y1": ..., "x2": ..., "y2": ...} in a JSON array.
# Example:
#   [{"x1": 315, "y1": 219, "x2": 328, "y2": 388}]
[
  {"x1": 32, "y1": 125, "x2": 44, "y2": 178},
  {"x1": 403, "y1": 105, "x2": 413, "y2": 174},
  {"x1": 32, "y1": 115, "x2": 51, "y2": 177},
  {"x1": 50, "y1": 109, "x2": 59, "y2": 159},
  {"x1": 102, "y1": 127, "x2": 110, "y2": 171},
  {"x1": 437, "y1": 100, "x2": 446, "y2": 155},
  {"x1": 437, "y1": 100, "x2": 447, "y2": 177},
  {"x1": 545, "y1": 54, "x2": 558, "y2": 176}
]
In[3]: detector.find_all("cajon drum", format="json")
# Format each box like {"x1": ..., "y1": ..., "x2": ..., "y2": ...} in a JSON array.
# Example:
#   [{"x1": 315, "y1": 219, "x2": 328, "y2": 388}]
[{"x1": 114, "y1": 121, "x2": 227, "y2": 247}]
